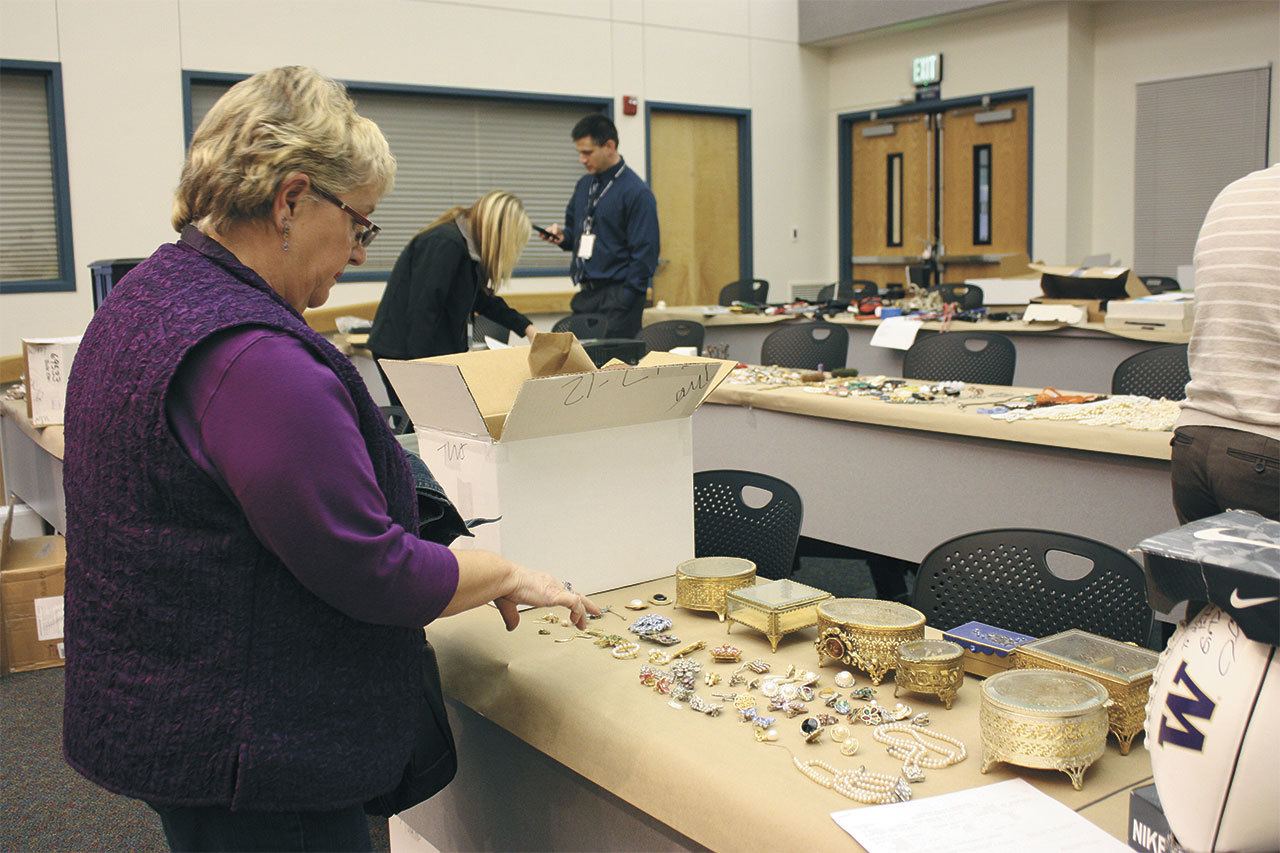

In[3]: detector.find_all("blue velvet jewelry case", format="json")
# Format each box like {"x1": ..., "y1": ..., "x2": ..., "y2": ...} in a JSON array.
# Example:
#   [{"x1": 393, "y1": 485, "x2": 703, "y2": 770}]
[{"x1": 942, "y1": 621, "x2": 1037, "y2": 677}]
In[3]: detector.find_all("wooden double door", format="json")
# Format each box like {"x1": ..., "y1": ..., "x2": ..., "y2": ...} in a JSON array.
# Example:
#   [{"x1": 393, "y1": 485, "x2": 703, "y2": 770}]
[{"x1": 850, "y1": 97, "x2": 1030, "y2": 289}]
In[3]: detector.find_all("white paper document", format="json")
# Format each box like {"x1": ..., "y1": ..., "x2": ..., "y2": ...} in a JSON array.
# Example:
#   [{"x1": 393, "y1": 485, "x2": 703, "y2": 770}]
[
  {"x1": 34, "y1": 594, "x2": 64, "y2": 641},
  {"x1": 483, "y1": 335, "x2": 510, "y2": 350},
  {"x1": 869, "y1": 317, "x2": 922, "y2": 350},
  {"x1": 830, "y1": 778, "x2": 1128, "y2": 853}
]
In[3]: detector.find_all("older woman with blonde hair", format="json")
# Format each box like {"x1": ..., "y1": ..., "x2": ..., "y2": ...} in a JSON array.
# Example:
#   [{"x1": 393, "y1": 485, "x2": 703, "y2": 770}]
[
  {"x1": 62, "y1": 66, "x2": 595, "y2": 852},
  {"x1": 368, "y1": 191, "x2": 537, "y2": 404}
]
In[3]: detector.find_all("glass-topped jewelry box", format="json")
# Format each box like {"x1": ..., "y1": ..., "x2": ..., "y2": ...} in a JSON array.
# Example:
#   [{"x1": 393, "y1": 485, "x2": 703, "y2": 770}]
[
  {"x1": 816, "y1": 598, "x2": 926, "y2": 685},
  {"x1": 979, "y1": 668, "x2": 1111, "y2": 791},
  {"x1": 675, "y1": 556, "x2": 756, "y2": 621},
  {"x1": 725, "y1": 579, "x2": 833, "y2": 652},
  {"x1": 1013, "y1": 629, "x2": 1158, "y2": 755}
]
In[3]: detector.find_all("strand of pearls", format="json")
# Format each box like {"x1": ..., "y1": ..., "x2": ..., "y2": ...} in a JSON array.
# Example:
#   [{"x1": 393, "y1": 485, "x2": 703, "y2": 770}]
[
  {"x1": 793, "y1": 757, "x2": 912, "y2": 804},
  {"x1": 872, "y1": 721, "x2": 967, "y2": 782},
  {"x1": 989, "y1": 395, "x2": 1179, "y2": 431}
]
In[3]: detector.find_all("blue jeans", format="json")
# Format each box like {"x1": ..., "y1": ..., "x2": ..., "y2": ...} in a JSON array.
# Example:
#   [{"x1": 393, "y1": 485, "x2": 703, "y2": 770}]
[{"x1": 149, "y1": 802, "x2": 373, "y2": 852}]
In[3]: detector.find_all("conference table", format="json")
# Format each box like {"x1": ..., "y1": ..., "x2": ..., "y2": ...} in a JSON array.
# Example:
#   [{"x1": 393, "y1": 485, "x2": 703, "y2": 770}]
[
  {"x1": 396, "y1": 576, "x2": 1151, "y2": 851},
  {"x1": 643, "y1": 307, "x2": 1189, "y2": 394},
  {"x1": 693, "y1": 374, "x2": 1177, "y2": 564},
  {"x1": 0, "y1": 397, "x2": 65, "y2": 533}
]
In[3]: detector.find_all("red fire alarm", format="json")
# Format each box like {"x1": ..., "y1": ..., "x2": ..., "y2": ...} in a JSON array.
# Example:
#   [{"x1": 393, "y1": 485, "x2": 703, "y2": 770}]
[{"x1": 622, "y1": 95, "x2": 638, "y2": 116}]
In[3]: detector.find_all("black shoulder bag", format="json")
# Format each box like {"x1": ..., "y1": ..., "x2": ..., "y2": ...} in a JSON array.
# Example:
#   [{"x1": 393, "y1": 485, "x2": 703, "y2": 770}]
[{"x1": 364, "y1": 452, "x2": 470, "y2": 817}]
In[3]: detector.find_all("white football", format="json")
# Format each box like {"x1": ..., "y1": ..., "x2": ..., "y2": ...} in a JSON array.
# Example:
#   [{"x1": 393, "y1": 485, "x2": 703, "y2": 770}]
[{"x1": 1146, "y1": 605, "x2": 1279, "y2": 852}]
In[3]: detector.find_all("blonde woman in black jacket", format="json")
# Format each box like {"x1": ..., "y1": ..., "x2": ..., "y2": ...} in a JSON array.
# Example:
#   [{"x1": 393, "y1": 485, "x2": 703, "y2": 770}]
[{"x1": 370, "y1": 191, "x2": 535, "y2": 406}]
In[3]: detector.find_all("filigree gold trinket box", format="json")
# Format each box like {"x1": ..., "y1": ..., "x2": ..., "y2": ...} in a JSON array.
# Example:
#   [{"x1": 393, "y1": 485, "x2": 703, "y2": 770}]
[
  {"x1": 894, "y1": 639, "x2": 965, "y2": 709},
  {"x1": 815, "y1": 599, "x2": 926, "y2": 685},
  {"x1": 979, "y1": 668, "x2": 1111, "y2": 790},
  {"x1": 675, "y1": 557, "x2": 757, "y2": 621},
  {"x1": 1012, "y1": 629, "x2": 1158, "y2": 755},
  {"x1": 725, "y1": 579, "x2": 833, "y2": 652}
]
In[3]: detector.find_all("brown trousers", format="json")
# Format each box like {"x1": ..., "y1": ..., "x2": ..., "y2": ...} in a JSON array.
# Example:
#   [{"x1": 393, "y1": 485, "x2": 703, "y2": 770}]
[{"x1": 1170, "y1": 425, "x2": 1279, "y2": 524}]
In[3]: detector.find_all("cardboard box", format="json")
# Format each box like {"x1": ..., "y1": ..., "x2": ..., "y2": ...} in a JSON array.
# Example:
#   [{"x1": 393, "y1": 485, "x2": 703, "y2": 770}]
[
  {"x1": 0, "y1": 501, "x2": 67, "y2": 675},
  {"x1": 1028, "y1": 264, "x2": 1150, "y2": 320},
  {"x1": 1129, "y1": 784, "x2": 1185, "y2": 853},
  {"x1": 22, "y1": 336, "x2": 80, "y2": 427},
  {"x1": 381, "y1": 348, "x2": 735, "y2": 595},
  {"x1": 1029, "y1": 297, "x2": 1106, "y2": 323},
  {"x1": 1105, "y1": 297, "x2": 1194, "y2": 333}
]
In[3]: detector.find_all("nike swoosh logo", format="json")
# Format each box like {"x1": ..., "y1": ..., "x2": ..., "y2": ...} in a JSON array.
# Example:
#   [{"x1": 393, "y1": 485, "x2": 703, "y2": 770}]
[
  {"x1": 1229, "y1": 589, "x2": 1279, "y2": 609},
  {"x1": 1193, "y1": 528, "x2": 1280, "y2": 551}
]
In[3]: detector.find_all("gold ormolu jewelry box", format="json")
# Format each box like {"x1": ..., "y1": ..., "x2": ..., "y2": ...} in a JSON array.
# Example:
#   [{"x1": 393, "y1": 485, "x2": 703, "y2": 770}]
[
  {"x1": 815, "y1": 598, "x2": 926, "y2": 685},
  {"x1": 894, "y1": 639, "x2": 965, "y2": 709},
  {"x1": 1012, "y1": 629, "x2": 1158, "y2": 755},
  {"x1": 725, "y1": 579, "x2": 833, "y2": 652},
  {"x1": 675, "y1": 557, "x2": 756, "y2": 621},
  {"x1": 979, "y1": 668, "x2": 1111, "y2": 791}
]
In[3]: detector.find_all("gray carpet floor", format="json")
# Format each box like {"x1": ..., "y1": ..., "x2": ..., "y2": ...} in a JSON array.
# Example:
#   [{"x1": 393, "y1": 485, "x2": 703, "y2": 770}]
[{"x1": 1, "y1": 557, "x2": 877, "y2": 852}]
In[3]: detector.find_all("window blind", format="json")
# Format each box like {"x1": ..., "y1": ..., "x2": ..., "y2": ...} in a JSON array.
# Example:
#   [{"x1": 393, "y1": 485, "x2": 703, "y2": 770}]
[
  {"x1": 1134, "y1": 67, "x2": 1271, "y2": 277},
  {"x1": 189, "y1": 80, "x2": 591, "y2": 275},
  {"x1": 0, "y1": 70, "x2": 61, "y2": 283}
]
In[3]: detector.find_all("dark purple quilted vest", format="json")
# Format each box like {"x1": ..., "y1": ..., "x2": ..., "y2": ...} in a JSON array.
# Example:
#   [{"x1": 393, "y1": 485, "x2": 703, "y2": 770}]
[{"x1": 63, "y1": 228, "x2": 424, "y2": 810}]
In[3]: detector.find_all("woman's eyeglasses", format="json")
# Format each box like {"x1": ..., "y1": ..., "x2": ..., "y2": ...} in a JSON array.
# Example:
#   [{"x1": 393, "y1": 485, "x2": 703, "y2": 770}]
[{"x1": 311, "y1": 185, "x2": 381, "y2": 248}]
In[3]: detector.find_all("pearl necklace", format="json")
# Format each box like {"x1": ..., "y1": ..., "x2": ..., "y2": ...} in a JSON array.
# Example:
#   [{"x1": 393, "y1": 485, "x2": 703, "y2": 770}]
[
  {"x1": 872, "y1": 721, "x2": 967, "y2": 782},
  {"x1": 792, "y1": 757, "x2": 912, "y2": 805},
  {"x1": 990, "y1": 395, "x2": 1179, "y2": 431}
]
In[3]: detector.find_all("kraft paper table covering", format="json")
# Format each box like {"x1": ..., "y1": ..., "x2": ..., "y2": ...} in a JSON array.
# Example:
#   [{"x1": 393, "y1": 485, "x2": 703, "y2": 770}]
[
  {"x1": 0, "y1": 398, "x2": 64, "y2": 460},
  {"x1": 706, "y1": 378, "x2": 1172, "y2": 461},
  {"x1": 424, "y1": 576, "x2": 1151, "y2": 851}
]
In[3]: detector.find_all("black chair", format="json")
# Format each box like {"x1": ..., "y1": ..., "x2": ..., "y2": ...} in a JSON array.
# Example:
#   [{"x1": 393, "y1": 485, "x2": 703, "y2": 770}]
[
  {"x1": 939, "y1": 283, "x2": 984, "y2": 309},
  {"x1": 471, "y1": 314, "x2": 510, "y2": 347},
  {"x1": 1140, "y1": 275, "x2": 1182, "y2": 294},
  {"x1": 638, "y1": 320, "x2": 705, "y2": 354},
  {"x1": 694, "y1": 470, "x2": 803, "y2": 580},
  {"x1": 380, "y1": 405, "x2": 413, "y2": 435},
  {"x1": 551, "y1": 313, "x2": 608, "y2": 338},
  {"x1": 760, "y1": 321, "x2": 849, "y2": 370},
  {"x1": 583, "y1": 338, "x2": 647, "y2": 367},
  {"x1": 717, "y1": 278, "x2": 769, "y2": 306},
  {"x1": 1111, "y1": 344, "x2": 1191, "y2": 400},
  {"x1": 902, "y1": 332, "x2": 1015, "y2": 385},
  {"x1": 817, "y1": 280, "x2": 878, "y2": 303},
  {"x1": 912, "y1": 528, "x2": 1153, "y2": 645}
]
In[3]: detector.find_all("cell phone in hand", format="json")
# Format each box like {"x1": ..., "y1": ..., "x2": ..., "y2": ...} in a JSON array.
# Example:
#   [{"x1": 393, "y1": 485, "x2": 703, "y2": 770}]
[{"x1": 532, "y1": 224, "x2": 556, "y2": 239}]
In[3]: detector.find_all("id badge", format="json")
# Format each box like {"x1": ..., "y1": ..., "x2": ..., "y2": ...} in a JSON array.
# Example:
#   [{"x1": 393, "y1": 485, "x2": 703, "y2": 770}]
[{"x1": 577, "y1": 233, "x2": 596, "y2": 260}]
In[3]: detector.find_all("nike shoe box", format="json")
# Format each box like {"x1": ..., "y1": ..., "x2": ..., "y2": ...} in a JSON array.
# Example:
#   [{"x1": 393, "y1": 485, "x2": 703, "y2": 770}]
[{"x1": 1135, "y1": 510, "x2": 1279, "y2": 647}]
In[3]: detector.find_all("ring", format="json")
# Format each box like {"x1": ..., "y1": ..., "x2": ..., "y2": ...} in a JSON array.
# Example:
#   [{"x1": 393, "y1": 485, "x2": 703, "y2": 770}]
[{"x1": 563, "y1": 581, "x2": 573, "y2": 592}]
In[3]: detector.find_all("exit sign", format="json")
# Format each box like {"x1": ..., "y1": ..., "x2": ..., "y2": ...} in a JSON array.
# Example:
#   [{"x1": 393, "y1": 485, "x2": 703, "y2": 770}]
[{"x1": 912, "y1": 54, "x2": 942, "y2": 87}]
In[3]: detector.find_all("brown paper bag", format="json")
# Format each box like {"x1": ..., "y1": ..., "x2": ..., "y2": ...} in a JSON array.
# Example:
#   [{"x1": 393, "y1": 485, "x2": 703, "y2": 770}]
[{"x1": 528, "y1": 331, "x2": 597, "y2": 378}]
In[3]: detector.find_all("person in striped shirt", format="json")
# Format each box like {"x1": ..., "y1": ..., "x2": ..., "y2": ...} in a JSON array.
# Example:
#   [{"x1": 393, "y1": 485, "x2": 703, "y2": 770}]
[{"x1": 1170, "y1": 163, "x2": 1279, "y2": 522}]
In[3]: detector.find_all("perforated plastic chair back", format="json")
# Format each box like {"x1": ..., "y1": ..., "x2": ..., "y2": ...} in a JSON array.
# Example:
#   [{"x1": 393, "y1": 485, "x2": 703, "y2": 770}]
[
  {"x1": 760, "y1": 321, "x2": 849, "y2": 370},
  {"x1": 1140, "y1": 275, "x2": 1181, "y2": 294},
  {"x1": 694, "y1": 470, "x2": 803, "y2": 580},
  {"x1": 717, "y1": 278, "x2": 770, "y2": 306},
  {"x1": 471, "y1": 314, "x2": 510, "y2": 347},
  {"x1": 380, "y1": 405, "x2": 413, "y2": 435},
  {"x1": 902, "y1": 332, "x2": 1015, "y2": 385},
  {"x1": 912, "y1": 528, "x2": 1152, "y2": 644},
  {"x1": 815, "y1": 281, "x2": 878, "y2": 303},
  {"x1": 1111, "y1": 344, "x2": 1190, "y2": 400},
  {"x1": 551, "y1": 313, "x2": 609, "y2": 338},
  {"x1": 638, "y1": 320, "x2": 705, "y2": 354},
  {"x1": 939, "y1": 283, "x2": 984, "y2": 309}
]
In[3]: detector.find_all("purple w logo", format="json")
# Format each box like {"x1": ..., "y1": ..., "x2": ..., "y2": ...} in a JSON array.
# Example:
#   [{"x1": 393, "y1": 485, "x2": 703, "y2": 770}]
[{"x1": 1157, "y1": 661, "x2": 1216, "y2": 752}]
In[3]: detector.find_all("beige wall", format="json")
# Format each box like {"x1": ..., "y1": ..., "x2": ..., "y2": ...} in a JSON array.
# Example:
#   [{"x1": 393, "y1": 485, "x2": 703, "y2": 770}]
[
  {"x1": 0, "y1": 0, "x2": 828, "y2": 352},
  {"x1": 1090, "y1": 0, "x2": 1280, "y2": 268}
]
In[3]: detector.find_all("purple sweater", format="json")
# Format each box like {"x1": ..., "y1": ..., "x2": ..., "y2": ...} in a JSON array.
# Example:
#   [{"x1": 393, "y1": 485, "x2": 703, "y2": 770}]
[
  {"x1": 64, "y1": 227, "x2": 454, "y2": 810},
  {"x1": 167, "y1": 327, "x2": 458, "y2": 625}
]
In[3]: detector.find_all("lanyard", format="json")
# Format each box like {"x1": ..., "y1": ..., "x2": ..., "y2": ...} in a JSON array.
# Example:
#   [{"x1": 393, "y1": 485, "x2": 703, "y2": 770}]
[{"x1": 582, "y1": 163, "x2": 625, "y2": 235}]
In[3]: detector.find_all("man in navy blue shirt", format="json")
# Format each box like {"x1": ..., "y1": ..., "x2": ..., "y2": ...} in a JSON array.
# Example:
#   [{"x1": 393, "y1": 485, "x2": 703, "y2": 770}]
[{"x1": 543, "y1": 114, "x2": 659, "y2": 339}]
